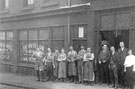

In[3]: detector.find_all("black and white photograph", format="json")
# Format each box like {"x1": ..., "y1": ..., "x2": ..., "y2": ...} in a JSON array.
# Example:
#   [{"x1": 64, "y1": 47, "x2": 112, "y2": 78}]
[{"x1": 0, "y1": 0, "x2": 135, "y2": 89}]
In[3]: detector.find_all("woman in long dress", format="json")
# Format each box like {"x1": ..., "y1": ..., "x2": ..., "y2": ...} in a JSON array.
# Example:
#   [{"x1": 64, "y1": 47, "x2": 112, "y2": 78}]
[
  {"x1": 58, "y1": 48, "x2": 67, "y2": 82},
  {"x1": 124, "y1": 49, "x2": 135, "y2": 89},
  {"x1": 83, "y1": 47, "x2": 95, "y2": 85}
]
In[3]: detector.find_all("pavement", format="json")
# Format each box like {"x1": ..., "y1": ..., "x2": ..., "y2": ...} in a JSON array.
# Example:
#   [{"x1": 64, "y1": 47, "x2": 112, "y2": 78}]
[{"x1": 0, "y1": 73, "x2": 123, "y2": 89}]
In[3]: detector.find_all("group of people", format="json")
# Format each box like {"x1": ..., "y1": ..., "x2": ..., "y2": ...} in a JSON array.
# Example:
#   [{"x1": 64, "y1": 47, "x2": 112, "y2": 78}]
[
  {"x1": 98, "y1": 41, "x2": 135, "y2": 89},
  {"x1": 32, "y1": 41, "x2": 135, "y2": 89},
  {"x1": 32, "y1": 45, "x2": 95, "y2": 85}
]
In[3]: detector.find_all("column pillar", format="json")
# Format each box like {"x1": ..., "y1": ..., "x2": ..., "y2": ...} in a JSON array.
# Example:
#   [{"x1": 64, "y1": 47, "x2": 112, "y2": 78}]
[{"x1": 12, "y1": 29, "x2": 18, "y2": 74}]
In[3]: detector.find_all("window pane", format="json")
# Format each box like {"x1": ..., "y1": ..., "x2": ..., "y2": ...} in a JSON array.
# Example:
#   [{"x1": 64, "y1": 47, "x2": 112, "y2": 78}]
[
  {"x1": 20, "y1": 30, "x2": 27, "y2": 40},
  {"x1": 39, "y1": 41, "x2": 48, "y2": 53},
  {"x1": 5, "y1": 0, "x2": 9, "y2": 8},
  {"x1": 0, "y1": 32, "x2": 5, "y2": 40},
  {"x1": 28, "y1": 0, "x2": 34, "y2": 5},
  {"x1": 19, "y1": 41, "x2": 28, "y2": 63},
  {"x1": 5, "y1": 41, "x2": 13, "y2": 61},
  {"x1": 7, "y1": 32, "x2": 13, "y2": 40},
  {"x1": 28, "y1": 41, "x2": 38, "y2": 63},
  {"x1": 0, "y1": 41, "x2": 6, "y2": 61},
  {"x1": 52, "y1": 27, "x2": 64, "y2": 39},
  {"x1": 29, "y1": 30, "x2": 38, "y2": 40},
  {"x1": 39, "y1": 30, "x2": 49, "y2": 40},
  {"x1": 0, "y1": 0, "x2": 9, "y2": 10},
  {"x1": 24, "y1": 0, "x2": 33, "y2": 6}
]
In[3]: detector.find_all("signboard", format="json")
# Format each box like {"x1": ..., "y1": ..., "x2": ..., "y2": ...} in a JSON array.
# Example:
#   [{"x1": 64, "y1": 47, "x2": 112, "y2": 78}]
[{"x1": 78, "y1": 27, "x2": 84, "y2": 38}]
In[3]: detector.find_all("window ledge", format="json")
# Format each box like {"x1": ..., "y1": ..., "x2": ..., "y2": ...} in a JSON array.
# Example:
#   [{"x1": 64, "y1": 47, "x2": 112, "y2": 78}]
[
  {"x1": 0, "y1": 9, "x2": 9, "y2": 14},
  {"x1": 41, "y1": 1, "x2": 59, "y2": 8},
  {"x1": 21, "y1": 5, "x2": 35, "y2": 11}
]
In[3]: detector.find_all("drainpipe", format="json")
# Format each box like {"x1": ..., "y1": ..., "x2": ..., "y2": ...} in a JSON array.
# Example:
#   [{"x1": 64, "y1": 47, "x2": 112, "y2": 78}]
[{"x1": 67, "y1": 0, "x2": 71, "y2": 45}]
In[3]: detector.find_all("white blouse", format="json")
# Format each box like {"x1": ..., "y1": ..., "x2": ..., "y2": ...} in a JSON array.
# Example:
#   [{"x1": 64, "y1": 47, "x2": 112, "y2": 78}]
[{"x1": 124, "y1": 55, "x2": 135, "y2": 68}]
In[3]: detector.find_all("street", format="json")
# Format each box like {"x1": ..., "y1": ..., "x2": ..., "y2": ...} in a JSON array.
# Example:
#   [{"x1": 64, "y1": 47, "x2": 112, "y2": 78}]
[{"x1": 0, "y1": 73, "x2": 123, "y2": 89}]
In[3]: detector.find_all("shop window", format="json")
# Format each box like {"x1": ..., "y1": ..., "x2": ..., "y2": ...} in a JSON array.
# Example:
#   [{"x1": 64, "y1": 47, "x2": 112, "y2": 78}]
[
  {"x1": 19, "y1": 29, "x2": 49, "y2": 64},
  {"x1": 0, "y1": 31, "x2": 13, "y2": 62},
  {"x1": 0, "y1": 0, "x2": 9, "y2": 10}
]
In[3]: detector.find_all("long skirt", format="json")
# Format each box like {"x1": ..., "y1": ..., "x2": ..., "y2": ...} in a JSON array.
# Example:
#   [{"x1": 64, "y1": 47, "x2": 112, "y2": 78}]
[
  {"x1": 68, "y1": 61, "x2": 77, "y2": 76},
  {"x1": 58, "y1": 61, "x2": 66, "y2": 78},
  {"x1": 53, "y1": 61, "x2": 59, "y2": 77},
  {"x1": 124, "y1": 66, "x2": 135, "y2": 88},
  {"x1": 83, "y1": 61, "x2": 94, "y2": 81}
]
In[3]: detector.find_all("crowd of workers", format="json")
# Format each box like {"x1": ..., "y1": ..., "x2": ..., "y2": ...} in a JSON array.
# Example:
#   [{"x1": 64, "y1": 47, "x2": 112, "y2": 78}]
[{"x1": 32, "y1": 41, "x2": 135, "y2": 89}]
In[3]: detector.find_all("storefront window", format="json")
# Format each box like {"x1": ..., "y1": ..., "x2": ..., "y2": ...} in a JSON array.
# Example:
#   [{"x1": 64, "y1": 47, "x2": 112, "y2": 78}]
[
  {"x1": 19, "y1": 29, "x2": 49, "y2": 64},
  {"x1": 0, "y1": 31, "x2": 13, "y2": 62}
]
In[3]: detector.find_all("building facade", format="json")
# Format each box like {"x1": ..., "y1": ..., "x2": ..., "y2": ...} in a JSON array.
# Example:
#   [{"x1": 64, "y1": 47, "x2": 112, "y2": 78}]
[{"x1": 0, "y1": 0, "x2": 135, "y2": 75}]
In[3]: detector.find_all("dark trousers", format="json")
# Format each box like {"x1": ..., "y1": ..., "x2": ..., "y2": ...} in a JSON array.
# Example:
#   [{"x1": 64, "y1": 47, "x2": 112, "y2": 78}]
[
  {"x1": 109, "y1": 64, "x2": 118, "y2": 87},
  {"x1": 77, "y1": 60, "x2": 83, "y2": 82},
  {"x1": 99, "y1": 62, "x2": 109, "y2": 84},
  {"x1": 117, "y1": 64, "x2": 124, "y2": 86},
  {"x1": 36, "y1": 70, "x2": 44, "y2": 80},
  {"x1": 46, "y1": 62, "x2": 53, "y2": 80}
]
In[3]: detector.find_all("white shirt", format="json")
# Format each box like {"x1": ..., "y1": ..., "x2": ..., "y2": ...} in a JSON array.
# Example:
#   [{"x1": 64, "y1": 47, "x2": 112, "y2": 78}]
[
  {"x1": 124, "y1": 55, "x2": 135, "y2": 67},
  {"x1": 83, "y1": 53, "x2": 94, "y2": 61}
]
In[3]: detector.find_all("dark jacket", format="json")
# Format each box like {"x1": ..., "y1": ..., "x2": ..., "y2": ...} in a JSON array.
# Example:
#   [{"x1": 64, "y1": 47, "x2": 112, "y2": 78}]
[
  {"x1": 98, "y1": 50, "x2": 111, "y2": 63},
  {"x1": 118, "y1": 48, "x2": 128, "y2": 65},
  {"x1": 110, "y1": 52, "x2": 120, "y2": 66}
]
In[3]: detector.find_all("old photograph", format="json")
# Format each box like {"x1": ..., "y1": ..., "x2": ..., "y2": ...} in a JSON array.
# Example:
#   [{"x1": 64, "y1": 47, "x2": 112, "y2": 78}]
[{"x1": 0, "y1": 0, "x2": 135, "y2": 89}]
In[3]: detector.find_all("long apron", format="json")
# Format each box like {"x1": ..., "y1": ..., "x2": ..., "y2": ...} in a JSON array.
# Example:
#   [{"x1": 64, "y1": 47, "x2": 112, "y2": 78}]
[{"x1": 83, "y1": 60, "x2": 94, "y2": 81}]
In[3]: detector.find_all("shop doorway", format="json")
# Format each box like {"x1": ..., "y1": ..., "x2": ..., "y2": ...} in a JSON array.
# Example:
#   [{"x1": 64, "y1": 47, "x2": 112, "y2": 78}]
[
  {"x1": 99, "y1": 30, "x2": 129, "y2": 51},
  {"x1": 72, "y1": 39, "x2": 87, "y2": 52}
]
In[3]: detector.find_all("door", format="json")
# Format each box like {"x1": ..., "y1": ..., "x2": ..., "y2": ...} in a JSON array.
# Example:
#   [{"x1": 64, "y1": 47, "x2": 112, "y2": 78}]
[
  {"x1": 72, "y1": 40, "x2": 87, "y2": 52},
  {"x1": 99, "y1": 30, "x2": 129, "y2": 51}
]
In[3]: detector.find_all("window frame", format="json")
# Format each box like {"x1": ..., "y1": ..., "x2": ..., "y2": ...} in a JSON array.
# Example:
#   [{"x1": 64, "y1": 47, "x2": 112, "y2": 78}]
[{"x1": 0, "y1": 30, "x2": 13, "y2": 62}]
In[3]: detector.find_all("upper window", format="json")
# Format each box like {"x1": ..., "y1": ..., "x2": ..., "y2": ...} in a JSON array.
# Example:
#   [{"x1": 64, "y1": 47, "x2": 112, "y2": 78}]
[
  {"x1": 23, "y1": 0, "x2": 34, "y2": 6},
  {"x1": 0, "y1": 0, "x2": 9, "y2": 10}
]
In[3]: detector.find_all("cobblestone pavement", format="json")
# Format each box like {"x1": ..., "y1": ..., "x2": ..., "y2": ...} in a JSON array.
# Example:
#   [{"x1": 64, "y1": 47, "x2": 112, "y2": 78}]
[{"x1": 0, "y1": 73, "x2": 125, "y2": 89}]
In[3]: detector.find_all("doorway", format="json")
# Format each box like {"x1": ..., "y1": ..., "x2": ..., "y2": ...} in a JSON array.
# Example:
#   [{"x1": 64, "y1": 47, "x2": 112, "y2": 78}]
[
  {"x1": 99, "y1": 30, "x2": 129, "y2": 51},
  {"x1": 72, "y1": 39, "x2": 87, "y2": 52}
]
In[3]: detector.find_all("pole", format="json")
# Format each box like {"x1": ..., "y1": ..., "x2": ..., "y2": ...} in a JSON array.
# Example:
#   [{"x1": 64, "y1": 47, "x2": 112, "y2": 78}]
[{"x1": 67, "y1": 0, "x2": 71, "y2": 45}]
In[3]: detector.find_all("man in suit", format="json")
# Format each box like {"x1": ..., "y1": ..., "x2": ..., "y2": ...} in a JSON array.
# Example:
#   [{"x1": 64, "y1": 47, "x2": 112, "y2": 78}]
[
  {"x1": 118, "y1": 41, "x2": 128, "y2": 87},
  {"x1": 109, "y1": 46, "x2": 119, "y2": 89}
]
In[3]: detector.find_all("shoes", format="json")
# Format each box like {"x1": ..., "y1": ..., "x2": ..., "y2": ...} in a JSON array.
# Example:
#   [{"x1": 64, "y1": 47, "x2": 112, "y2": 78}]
[{"x1": 36, "y1": 79, "x2": 40, "y2": 82}]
